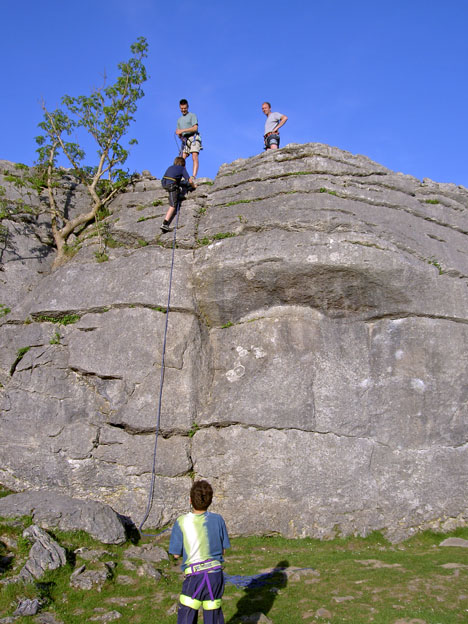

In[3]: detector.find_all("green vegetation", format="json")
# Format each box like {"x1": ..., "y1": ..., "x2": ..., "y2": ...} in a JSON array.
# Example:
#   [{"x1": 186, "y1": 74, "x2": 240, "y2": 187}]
[
  {"x1": 49, "y1": 331, "x2": 61, "y2": 345},
  {"x1": 428, "y1": 257, "x2": 444, "y2": 274},
  {"x1": 225, "y1": 198, "x2": 257, "y2": 207},
  {"x1": 104, "y1": 235, "x2": 124, "y2": 248},
  {"x1": 137, "y1": 238, "x2": 149, "y2": 246},
  {"x1": 197, "y1": 232, "x2": 236, "y2": 246},
  {"x1": 11, "y1": 346, "x2": 31, "y2": 373},
  {"x1": 188, "y1": 422, "x2": 200, "y2": 438},
  {"x1": 16, "y1": 346, "x2": 31, "y2": 359},
  {"x1": 94, "y1": 250, "x2": 109, "y2": 262},
  {"x1": 34, "y1": 314, "x2": 80, "y2": 325},
  {"x1": 424, "y1": 199, "x2": 440, "y2": 204},
  {"x1": 0, "y1": 304, "x2": 11, "y2": 318},
  {"x1": 0, "y1": 181, "x2": 38, "y2": 225},
  {"x1": 319, "y1": 187, "x2": 338, "y2": 196},
  {"x1": 0, "y1": 223, "x2": 7, "y2": 243},
  {"x1": 221, "y1": 321, "x2": 233, "y2": 329},
  {"x1": 213, "y1": 232, "x2": 236, "y2": 240},
  {"x1": 152, "y1": 199, "x2": 165, "y2": 206},
  {"x1": 137, "y1": 215, "x2": 158, "y2": 223},
  {"x1": 35, "y1": 37, "x2": 148, "y2": 266},
  {"x1": 0, "y1": 485, "x2": 13, "y2": 499},
  {"x1": 0, "y1": 519, "x2": 467, "y2": 623}
]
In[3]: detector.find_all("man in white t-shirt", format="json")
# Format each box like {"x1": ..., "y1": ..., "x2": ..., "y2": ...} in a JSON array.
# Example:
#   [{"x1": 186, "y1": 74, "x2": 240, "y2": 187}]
[{"x1": 262, "y1": 102, "x2": 288, "y2": 150}]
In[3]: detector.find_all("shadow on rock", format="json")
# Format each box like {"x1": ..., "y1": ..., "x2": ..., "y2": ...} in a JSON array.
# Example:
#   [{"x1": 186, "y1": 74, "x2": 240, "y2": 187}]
[{"x1": 226, "y1": 560, "x2": 289, "y2": 623}]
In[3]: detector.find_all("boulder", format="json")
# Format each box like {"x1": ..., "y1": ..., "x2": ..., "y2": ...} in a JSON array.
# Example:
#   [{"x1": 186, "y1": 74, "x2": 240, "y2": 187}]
[
  {"x1": 19, "y1": 525, "x2": 66, "y2": 581},
  {"x1": 0, "y1": 492, "x2": 126, "y2": 544}
]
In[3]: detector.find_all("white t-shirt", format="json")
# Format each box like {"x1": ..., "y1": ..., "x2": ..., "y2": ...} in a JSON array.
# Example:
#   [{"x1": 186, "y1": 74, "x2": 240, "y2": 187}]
[{"x1": 264, "y1": 112, "x2": 283, "y2": 134}]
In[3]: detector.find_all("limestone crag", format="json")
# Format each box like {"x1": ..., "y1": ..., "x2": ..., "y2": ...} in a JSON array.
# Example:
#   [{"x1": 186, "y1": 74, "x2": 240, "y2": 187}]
[{"x1": 0, "y1": 144, "x2": 467, "y2": 541}]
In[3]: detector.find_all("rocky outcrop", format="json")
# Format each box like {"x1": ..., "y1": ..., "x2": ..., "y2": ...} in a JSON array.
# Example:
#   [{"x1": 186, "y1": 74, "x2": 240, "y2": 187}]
[
  {"x1": 0, "y1": 144, "x2": 467, "y2": 542},
  {"x1": 0, "y1": 492, "x2": 127, "y2": 544}
]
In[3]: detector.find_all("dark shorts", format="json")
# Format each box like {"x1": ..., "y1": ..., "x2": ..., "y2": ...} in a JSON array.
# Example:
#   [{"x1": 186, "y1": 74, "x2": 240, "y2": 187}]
[
  {"x1": 264, "y1": 133, "x2": 280, "y2": 149},
  {"x1": 161, "y1": 178, "x2": 191, "y2": 208}
]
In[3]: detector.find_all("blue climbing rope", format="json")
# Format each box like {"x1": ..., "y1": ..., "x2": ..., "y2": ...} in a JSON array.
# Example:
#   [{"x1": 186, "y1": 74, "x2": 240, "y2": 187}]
[
  {"x1": 138, "y1": 199, "x2": 181, "y2": 533},
  {"x1": 174, "y1": 132, "x2": 186, "y2": 157}
]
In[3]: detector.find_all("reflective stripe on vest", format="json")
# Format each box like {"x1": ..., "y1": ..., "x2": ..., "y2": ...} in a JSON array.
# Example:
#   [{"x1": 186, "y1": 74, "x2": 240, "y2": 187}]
[{"x1": 180, "y1": 594, "x2": 202, "y2": 610}]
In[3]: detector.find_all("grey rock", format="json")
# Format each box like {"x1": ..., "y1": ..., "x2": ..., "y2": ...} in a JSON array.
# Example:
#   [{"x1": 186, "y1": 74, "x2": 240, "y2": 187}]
[
  {"x1": 315, "y1": 608, "x2": 332, "y2": 619},
  {"x1": 439, "y1": 537, "x2": 468, "y2": 547},
  {"x1": 35, "y1": 614, "x2": 64, "y2": 624},
  {"x1": 0, "y1": 618, "x2": 17, "y2": 623},
  {"x1": 18, "y1": 525, "x2": 66, "y2": 581},
  {"x1": 166, "y1": 603, "x2": 178, "y2": 615},
  {"x1": 70, "y1": 563, "x2": 111, "y2": 591},
  {"x1": 74, "y1": 547, "x2": 111, "y2": 561},
  {"x1": 9, "y1": 246, "x2": 195, "y2": 321},
  {"x1": 1, "y1": 145, "x2": 467, "y2": 541},
  {"x1": 124, "y1": 544, "x2": 169, "y2": 563},
  {"x1": 136, "y1": 562, "x2": 162, "y2": 580},
  {"x1": 116, "y1": 574, "x2": 136, "y2": 585},
  {"x1": 14, "y1": 598, "x2": 41, "y2": 616},
  {"x1": 332, "y1": 595, "x2": 354, "y2": 603},
  {"x1": 0, "y1": 492, "x2": 126, "y2": 544},
  {"x1": 121, "y1": 560, "x2": 137, "y2": 570},
  {"x1": 89, "y1": 611, "x2": 122, "y2": 622}
]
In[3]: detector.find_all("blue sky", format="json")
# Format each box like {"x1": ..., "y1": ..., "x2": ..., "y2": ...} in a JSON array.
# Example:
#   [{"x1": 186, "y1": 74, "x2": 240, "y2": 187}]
[{"x1": 2, "y1": 1, "x2": 468, "y2": 187}]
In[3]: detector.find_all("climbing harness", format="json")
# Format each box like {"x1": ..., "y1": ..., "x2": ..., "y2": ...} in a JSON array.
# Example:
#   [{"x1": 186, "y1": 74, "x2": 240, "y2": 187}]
[
  {"x1": 175, "y1": 131, "x2": 202, "y2": 157},
  {"x1": 180, "y1": 558, "x2": 224, "y2": 611},
  {"x1": 138, "y1": 197, "x2": 182, "y2": 534}
]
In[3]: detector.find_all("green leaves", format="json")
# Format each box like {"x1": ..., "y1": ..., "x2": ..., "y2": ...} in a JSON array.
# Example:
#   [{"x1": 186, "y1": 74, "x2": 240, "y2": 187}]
[{"x1": 34, "y1": 37, "x2": 149, "y2": 264}]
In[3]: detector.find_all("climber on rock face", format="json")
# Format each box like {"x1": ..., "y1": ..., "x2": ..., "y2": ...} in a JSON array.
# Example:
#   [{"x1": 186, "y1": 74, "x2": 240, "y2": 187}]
[
  {"x1": 160, "y1": 156, "x2": 196, "y2": 233},
  {"x1": 262, "y1": 102, "x2": 288, "y2": 150},
  {"x1": 176, "y1": 99, "x2": 202, "y2": 178}
]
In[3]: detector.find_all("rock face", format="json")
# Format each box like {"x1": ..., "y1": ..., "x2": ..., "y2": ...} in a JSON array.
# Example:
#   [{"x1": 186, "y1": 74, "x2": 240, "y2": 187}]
[{"x1": 0, "y1": 144, "x2": 467, "y2": 542}]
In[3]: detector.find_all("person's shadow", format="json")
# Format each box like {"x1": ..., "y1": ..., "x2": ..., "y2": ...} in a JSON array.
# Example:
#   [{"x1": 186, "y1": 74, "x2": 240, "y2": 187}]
[{"x1": 226, "y1": 559, "x2": 289, "y2": 623}]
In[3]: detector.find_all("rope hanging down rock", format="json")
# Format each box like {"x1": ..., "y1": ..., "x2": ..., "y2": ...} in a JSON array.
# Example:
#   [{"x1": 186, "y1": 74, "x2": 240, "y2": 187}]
[{"x1": 138, "y1": 199, "x2": 181, "y2": 533}]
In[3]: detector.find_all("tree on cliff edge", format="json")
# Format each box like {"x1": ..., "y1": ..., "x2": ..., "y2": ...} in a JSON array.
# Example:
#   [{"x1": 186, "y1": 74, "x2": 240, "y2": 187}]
[{"x1": 35, "y1": 37, "x2": 148, "y2": 267}]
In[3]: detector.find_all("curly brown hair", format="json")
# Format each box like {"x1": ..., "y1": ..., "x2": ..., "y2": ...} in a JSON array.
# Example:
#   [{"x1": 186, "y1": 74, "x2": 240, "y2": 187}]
[{"x1": 190, "y1": 480, "x2": 213, "y2": 511}]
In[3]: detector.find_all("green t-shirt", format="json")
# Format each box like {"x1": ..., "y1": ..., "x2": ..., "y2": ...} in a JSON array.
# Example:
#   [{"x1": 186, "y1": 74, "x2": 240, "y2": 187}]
[{"x1": 177, "y1": 112, "x2": 198, "y2": 136}]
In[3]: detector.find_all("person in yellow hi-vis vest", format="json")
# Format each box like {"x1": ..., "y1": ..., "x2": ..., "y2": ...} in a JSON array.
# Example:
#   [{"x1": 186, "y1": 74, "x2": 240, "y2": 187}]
[{"x1": 169, "y1": 481, "x2": 230, "y2": 623}]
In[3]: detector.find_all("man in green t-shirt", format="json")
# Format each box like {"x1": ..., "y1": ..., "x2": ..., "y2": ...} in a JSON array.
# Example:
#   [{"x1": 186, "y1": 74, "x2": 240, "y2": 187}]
[{"x1": 176, "y1": 98, "x2": 202, "y2": 178}]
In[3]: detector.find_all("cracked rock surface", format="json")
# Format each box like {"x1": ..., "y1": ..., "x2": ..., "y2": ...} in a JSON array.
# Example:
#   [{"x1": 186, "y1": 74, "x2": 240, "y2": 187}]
[{"x1": 0, "y1": 144, "x2": 467, "y2": 541}]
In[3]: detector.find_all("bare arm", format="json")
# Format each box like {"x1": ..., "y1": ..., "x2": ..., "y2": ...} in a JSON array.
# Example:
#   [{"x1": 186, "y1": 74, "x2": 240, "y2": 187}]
[
  {"x1": 275, "y1": 114, "x2": 288, "y2": 132},
  {"x1": 176, "y1": 123, "x2": 198, "y2": 136}
]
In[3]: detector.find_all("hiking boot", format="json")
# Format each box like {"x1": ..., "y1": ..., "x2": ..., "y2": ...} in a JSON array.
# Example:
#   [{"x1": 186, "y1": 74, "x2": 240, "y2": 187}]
[{"x1": 160, "y1": 223, "x2": 170, "y2": 233}]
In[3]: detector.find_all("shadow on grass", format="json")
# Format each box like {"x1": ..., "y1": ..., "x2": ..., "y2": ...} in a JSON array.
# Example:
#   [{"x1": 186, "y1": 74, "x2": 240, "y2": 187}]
[{"x1": 226, "y1": 559, "x2": 289, "y2": 623}]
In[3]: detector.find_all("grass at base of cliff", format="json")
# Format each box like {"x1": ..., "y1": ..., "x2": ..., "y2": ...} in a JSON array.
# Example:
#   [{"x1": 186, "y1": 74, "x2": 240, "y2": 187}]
[{"x1": 1, "y1": 518, "x2": 467, "y2": 623}]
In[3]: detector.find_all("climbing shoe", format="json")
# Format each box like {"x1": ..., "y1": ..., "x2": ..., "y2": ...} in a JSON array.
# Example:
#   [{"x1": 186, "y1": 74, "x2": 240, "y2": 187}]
[{"x1": 160, "y1": 222, "x2": 170, "y2": 233}]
